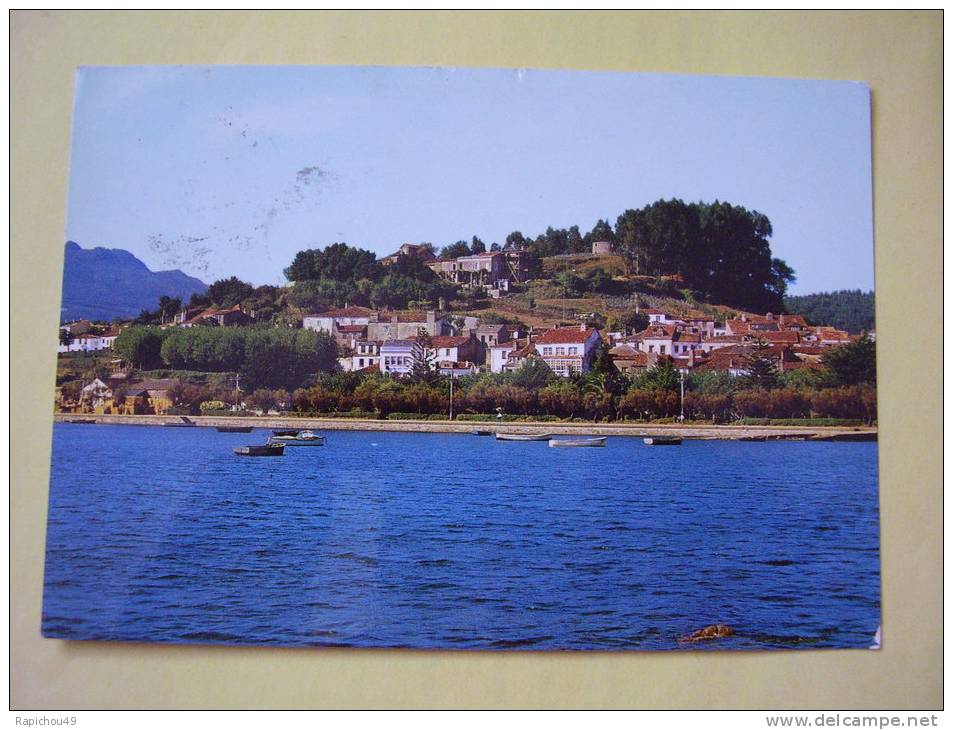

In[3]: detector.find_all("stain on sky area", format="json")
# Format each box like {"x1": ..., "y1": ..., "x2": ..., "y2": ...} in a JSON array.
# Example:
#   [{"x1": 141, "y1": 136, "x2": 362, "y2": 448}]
[
  {"x1": 147, "y1": 234, "x2": 212, "y2": 276},
  {"x1": 148, "y1": 164, "x2": 332, "y2": 273}
]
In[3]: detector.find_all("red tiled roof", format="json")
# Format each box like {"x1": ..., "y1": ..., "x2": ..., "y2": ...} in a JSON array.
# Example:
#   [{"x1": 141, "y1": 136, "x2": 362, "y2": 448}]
[
  {"x1": 490, "y1": 340, "x2": 519, "y2": 350},
  {"x1": 429, "y1": 336, "x2": 472, "y2": 348},
  {"x1": 816, "y1": 327, "x2": 850, "y2": 341},
  {"x1": 636, "y1": 324, "x2": 678, "y2": 339},
  {"x1": 703, "y1": 334, "x2": 745, "y2": 343},
  {"x1": 535, "y1": 327, "x2": 598, "y2": 345},
  {"x1": 757, "y1": 331, "x2": 800, "y2": 344},
  {"x1": 609, "y1": 346, "x2": 647, "y2": 364}
]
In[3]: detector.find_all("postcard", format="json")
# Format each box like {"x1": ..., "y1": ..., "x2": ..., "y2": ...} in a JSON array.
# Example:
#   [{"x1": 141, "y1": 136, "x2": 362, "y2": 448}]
[{"x1": 45, "y1": 65, "x2": 878, "y2": 650}]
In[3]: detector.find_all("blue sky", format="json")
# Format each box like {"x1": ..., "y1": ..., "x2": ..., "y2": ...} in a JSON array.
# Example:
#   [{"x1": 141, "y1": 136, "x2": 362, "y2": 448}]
[{"x1": 66, "y1": 65, "x2": 873, "y2": 295}]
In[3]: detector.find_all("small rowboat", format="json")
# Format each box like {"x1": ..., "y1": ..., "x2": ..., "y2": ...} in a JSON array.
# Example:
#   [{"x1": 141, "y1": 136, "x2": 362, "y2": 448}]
[
  {"x1": 471, "y1": 430, "x2": 493, "y2": 436},
  {"x1": 269, "y1": 430, "x2": 325, "y2": 445},
  {"x1": 643, "y1": 436, "x2": 682, "y2": 446},
  {"x1": 549, "y1": 437, "x2": 606, "y2": 448},
  {"x1": 272, "y1": 429, "x2": 301, "y2": 437},
  {"x1": 216, "y1": 425, "x2": 253, "y2": 433},
  {"x1": 234, "y1": 444, "x2": 285, "y2": 456},
  {"x1": 64, "y1": 418, "x2": 96, "y2": 424},
  {"x1": 495, "y1": 433, "x2": 552, "y2": 442}
]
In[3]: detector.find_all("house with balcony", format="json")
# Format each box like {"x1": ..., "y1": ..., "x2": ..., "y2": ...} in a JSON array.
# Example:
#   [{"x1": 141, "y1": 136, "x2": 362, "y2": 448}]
[{"x1": 534, "y1": 325, "x2": 602, "y2": 377}]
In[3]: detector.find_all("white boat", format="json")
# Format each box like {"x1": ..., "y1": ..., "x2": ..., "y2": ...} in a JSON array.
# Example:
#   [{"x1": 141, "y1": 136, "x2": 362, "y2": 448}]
[
  {"x1": 268, "y1": 430, "x2": 325, "y2": 446},
  {"x1": 495, "y1": 433, "x2": 551, "y2": 442},
  {"x1": 548, "y1": 437, "x2": 606, "y2": 448}
]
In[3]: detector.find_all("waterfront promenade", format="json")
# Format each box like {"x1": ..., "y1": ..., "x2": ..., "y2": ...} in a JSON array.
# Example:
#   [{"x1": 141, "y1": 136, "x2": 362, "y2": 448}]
[{"x1": 54, "y1": 413, "x2": 876, "y2": 441}]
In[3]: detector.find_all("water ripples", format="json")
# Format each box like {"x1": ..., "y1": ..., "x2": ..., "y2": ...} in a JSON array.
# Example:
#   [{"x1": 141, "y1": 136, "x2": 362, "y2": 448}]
[{"x1": 42, "y1": 425, "x2": 880, "y2": 651}]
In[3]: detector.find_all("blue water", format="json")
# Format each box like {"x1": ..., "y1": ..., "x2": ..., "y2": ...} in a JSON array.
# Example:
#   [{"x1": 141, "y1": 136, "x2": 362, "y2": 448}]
[{"x1": 42, "y1": 424, "x2": 880, "y2": 651}]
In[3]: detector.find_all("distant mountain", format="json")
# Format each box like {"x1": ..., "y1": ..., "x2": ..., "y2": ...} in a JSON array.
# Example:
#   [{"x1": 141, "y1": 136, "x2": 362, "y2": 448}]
[{"x1": 60, "y1": 241, "x2": 208, "y2": 323}]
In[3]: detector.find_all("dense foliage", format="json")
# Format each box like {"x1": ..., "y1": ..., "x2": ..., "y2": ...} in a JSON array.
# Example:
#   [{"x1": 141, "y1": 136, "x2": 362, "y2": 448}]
[
  {"x1": 783, "y1": 290, "x2": 875, "y2": 333},
  {"x1": 116, "y1": 325, "x2": 338, "y2": 390},
  {"x1": 613, "y1": 200, "x2": 794, "y2": 311},
  {"x1": 267, "y1": 359, "x2": 875, "y2": 424},
  {"x1": 283, "y1": 242, "x2": 458, "y2": 311}
]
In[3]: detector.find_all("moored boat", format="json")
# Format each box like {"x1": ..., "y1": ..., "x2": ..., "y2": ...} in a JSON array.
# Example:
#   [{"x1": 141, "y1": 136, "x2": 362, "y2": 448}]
[
  {"x1": 548, "y1": 437, "x2": 606, "y2": 448},
  {"x1": 234, "y1": 444, "x2": 285, "y2": 456},
  {"x1": 269, "y1": 430, "x2": 324, "y2": 445},
  {"x1": 495, "y1": 433, "x2": 552, "y2": 442},
  {"x1": 643, "y1": 436, "x2": 682, "y2": 446},
  {"x1": 471, "y1": 430, "x2": 493, "y2": 436},
  {"x1": 272, "y1": 429, "x2": 301, "y2": 437},
  {"x1": 64, "y1": 418, "x2": 96, "y2": 424},
  {"x1": 216, "y1": 425, "x2": 253, "y2": 433}
]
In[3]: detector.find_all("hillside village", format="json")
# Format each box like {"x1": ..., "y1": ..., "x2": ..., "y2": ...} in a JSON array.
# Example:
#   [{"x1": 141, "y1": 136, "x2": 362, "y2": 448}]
[{"x1": 56, "y1": 235, "x2": 874, "y2": 423}]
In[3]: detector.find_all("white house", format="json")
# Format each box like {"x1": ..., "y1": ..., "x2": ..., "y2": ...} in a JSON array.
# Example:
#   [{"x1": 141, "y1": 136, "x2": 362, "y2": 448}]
[
  {"x1": 534, "y1": 325, "x2": 602, "y2": 377},
  {"x1": 641, "y1": 308, "x2": 679, "y2": 325},
  {"x1": 303, "y1": 306, "x2": 374, "y2": 334},
  {"x1": 488, "y1": 340, "x2": 520, "y2": 374},
  {"x1": 379, "y1": 340, "x2": 416, "y2": 375}
]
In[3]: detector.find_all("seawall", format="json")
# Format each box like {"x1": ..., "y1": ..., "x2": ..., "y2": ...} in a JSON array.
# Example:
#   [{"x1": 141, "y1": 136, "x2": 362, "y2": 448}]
[{"x1": 53, "y1": 413, "x2": 877, "y2": 441}]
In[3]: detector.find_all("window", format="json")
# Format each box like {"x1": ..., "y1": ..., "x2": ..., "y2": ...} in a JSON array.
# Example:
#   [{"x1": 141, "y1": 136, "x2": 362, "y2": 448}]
[
  {"x1": 556, "y1": 347, "x2": 565, "y2": 355},
  {"x1": 648, "y1": 345, "x2": 654, "y2": 352},
  {"x1": 543, "y1": 347, "x2": 553, "y2": 356},
  {"x1": 568, "y1": 347, "x2": 577, "y2": 355},
  {"x1": 358, "y1": 358, "x2": 364, "y2": 367},
  {"x1": 660, "y1": 345, "x2": 666, "y2": 354}
]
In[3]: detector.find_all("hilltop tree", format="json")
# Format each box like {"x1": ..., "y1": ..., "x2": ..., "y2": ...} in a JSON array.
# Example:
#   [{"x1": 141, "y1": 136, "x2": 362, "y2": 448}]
[
  {"x1": 440, "y1": 240, "x2": 471, "y2": 260},
  {"x1": 505, "y1": 231, "x2": 527, "y2": 250},
  {"x1": 584, "y1": 218, "x2": 617, "y2": 247},
  {"x1": 470, "y1": 236, "x2": 487, "y2": 255},
  {"x1": 284, "y1": 243, "x2": 380, "y2": 282},
  {"x1": 613, "y1": 199, "x2": 794, "y2": 311},
  {"x1": 208, "y1": 276, "x2": 254, "y2": 307},
  {"x1": 566, "y1": 225, "x2": 586, "y2": 254}
]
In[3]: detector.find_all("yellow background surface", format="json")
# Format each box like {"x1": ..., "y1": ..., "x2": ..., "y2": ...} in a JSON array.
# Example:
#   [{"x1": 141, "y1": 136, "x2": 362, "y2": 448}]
[{"x1": 11, "y1": 11, "x2": 942, "y2": 709}]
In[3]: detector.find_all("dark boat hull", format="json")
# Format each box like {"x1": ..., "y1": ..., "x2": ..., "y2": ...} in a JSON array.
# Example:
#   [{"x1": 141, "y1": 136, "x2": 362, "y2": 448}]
[
  {"x1": 643, "y1": 437, "x2": 682, "y2": 446},
  {"x1": 217, "y1": 426, "x2": 254, "y2": 433},
  {"x1": 234, "y1": 444, "x2": 285, "y2": 456}
]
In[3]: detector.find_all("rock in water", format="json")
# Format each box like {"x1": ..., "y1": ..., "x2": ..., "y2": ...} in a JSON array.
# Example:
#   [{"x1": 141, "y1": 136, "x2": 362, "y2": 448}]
[{"x1": 678, "y1": 624, "x2": 735, "y2": 644}]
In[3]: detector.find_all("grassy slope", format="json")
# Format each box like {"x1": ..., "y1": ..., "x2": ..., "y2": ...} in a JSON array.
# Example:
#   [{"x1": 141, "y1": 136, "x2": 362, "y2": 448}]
[{"x1": 457, "y1": 253, "x2": 749, "y2": 328}]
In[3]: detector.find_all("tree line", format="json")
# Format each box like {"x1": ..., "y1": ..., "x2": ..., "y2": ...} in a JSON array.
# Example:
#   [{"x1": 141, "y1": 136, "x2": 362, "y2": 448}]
[
  {"x1": 783, "y1": 290, "x2": 875, "y2": 334},
  {"x1": 152, "y1": 335, "x2": 876, "y2": 423},
  {"x1": 113, "y1": 325, "x2": 339, "y2": 391},
  {"x1": 283, "y1": 242, "x2": 459, "y2": 312}
]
